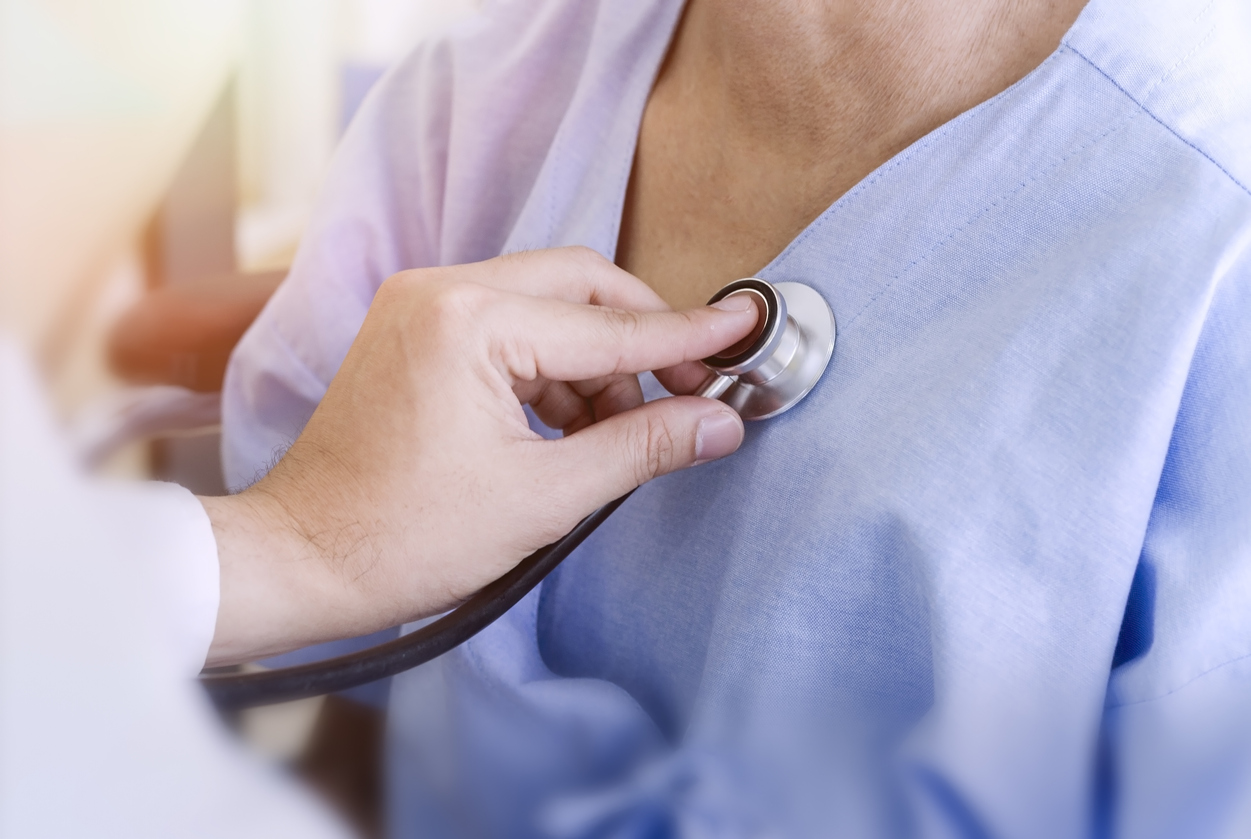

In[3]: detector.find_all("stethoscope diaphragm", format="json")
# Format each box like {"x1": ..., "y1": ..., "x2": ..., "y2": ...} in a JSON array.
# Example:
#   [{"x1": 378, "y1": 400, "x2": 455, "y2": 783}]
[{"x1": 698, "y1": 278, "x2": 835, "y2": 420}]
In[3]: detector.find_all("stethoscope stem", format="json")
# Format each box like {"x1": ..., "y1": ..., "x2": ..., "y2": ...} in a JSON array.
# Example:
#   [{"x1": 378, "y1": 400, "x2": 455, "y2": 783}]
[{"x1": 695, "y1": 372, "x2": 736, "y2": 400}]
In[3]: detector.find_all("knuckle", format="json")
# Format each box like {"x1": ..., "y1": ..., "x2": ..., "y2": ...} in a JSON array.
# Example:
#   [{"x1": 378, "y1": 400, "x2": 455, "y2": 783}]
[
  {"x1": 630, "y1": 412, "x2": 679, "y2": 483},
  {"x1": 373, "y1": 272, "x2": 411, "y2": 306},
  {"x1": 424, "y1": 281, "x2": 491, "y2": 330},
  {"x1": 609, "y1": 308, "x2": 645, "y2": 345},
  {"x1": 561, "y1": 245, "x2": 608, "y2": 270},
  {"x1": 561, "y1": 246, "x2": 612, "y2": 300},
  {"x1": 378, "y1": 266, "x2": 445, "y2": 300},
  {"x1": 593, "y1": 309, "x2": 644, "y2": 374},
  {"x1": 617, "y1": 310, "x2": 648, "y2": 368},
  {"x1": 369, "y1": 273, "x2": 429, "y2": 337}
]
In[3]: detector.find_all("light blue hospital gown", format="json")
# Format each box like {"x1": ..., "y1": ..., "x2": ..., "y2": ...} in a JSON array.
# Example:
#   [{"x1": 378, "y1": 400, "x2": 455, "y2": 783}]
[{"x1": 222, "y1": 0, "x2": 1251, "y2": 835}]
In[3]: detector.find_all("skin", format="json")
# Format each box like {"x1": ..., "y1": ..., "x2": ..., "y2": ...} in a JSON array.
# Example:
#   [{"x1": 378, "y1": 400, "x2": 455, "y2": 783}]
[
  {"x1": 618, "y1": 0, "x2": 1090, "y2": 309},
  {"x1": 201, "y1": 248, "x2": 758, "y2": 666}
]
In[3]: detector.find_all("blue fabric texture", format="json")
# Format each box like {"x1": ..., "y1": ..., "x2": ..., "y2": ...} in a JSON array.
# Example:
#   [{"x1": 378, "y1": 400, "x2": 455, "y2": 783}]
[{"x1": 222, "y1": 0, "x2": 1251, "y2": 836}]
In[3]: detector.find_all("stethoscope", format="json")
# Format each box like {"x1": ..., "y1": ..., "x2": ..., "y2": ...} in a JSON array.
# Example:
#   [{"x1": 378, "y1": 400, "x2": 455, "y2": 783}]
[{"x1": 201, "y1": 278, "x2": 835, "y2": 709}]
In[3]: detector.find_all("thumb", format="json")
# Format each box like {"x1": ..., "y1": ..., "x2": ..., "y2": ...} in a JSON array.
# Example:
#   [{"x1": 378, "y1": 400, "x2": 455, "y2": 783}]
[{"x1": 545, "y1": 396, "x2": 745, "y2": 508}]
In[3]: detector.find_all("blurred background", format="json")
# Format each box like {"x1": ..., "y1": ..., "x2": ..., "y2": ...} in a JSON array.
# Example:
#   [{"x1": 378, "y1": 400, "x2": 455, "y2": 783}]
[
  {"x1": 1, "y1": 0, "x2": 476, "y2": 487},
  {"x1": 0, "y1": 1, "x2": 478, "y2": 834}
]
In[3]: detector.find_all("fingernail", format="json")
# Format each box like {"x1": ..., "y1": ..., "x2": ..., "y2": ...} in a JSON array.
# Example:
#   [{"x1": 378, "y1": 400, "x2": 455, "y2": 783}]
[
  {"x1": 710, "y1": 294, "x2": 756, "y2": 313},
  {"x1": 694, "y1": 411, "x2": 744, "y2": 463}
]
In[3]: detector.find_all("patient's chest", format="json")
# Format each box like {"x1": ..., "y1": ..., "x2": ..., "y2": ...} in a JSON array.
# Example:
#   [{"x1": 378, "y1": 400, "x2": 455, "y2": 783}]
[
  {"x1": 524, "y1": 50, "x2": 1214, "y2": 743},
  {"x1": 536, "y1": 172, "x2": 1198, "y2": 741},
  {"x1": 534, "y1": 256, "x2": 1077, "y2": 739}
]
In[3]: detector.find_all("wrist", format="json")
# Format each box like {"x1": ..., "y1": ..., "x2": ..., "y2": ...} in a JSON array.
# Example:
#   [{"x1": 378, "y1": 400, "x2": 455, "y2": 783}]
[{"x1": 200, "y1": 489, "x2": 371, "y2": 667}]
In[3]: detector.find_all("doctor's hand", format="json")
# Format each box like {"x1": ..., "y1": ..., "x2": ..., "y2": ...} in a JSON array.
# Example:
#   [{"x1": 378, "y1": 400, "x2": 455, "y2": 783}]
[{"x1": 201, "y1": 247, "x2": 758, "y2": 665}]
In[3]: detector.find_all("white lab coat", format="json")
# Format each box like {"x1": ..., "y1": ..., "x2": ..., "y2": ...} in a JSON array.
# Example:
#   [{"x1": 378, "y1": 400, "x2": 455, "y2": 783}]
[{"x1": 0, "y1": 339, "x2": 349, "y2": 839}]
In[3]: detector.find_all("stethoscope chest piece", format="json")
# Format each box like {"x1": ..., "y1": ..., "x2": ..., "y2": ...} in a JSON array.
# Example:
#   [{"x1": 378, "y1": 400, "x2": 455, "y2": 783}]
[{"x1": 698, "y1": 278, "x2": 835, "y2": 420}]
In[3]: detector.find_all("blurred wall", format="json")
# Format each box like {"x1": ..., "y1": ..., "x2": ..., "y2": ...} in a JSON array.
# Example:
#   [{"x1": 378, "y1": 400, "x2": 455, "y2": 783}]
[
  {"x1": 0, "y1": 0, "x2": 243, "y2": 360},
  {"x1": 0, "y1": 0, "x2": 476, "y2": 429}
]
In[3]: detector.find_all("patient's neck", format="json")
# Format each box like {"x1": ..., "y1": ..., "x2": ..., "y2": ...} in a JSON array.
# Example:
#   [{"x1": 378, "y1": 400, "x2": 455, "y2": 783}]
[
  {"x1": 686, "y1": 0, "x2": 1081, "y2": 163},
  {"x1": 617, "y1": 0, "x2": 1087, "y2": 309}
]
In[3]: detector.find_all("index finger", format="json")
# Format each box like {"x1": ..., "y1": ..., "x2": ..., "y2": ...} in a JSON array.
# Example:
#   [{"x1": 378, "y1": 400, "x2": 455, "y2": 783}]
[
  {"x1": 487, "y1": 292, "x2": 758, "y2": 384},
  {"x1": 474, "y1": 247, "x2": 672, "y2": 313}
]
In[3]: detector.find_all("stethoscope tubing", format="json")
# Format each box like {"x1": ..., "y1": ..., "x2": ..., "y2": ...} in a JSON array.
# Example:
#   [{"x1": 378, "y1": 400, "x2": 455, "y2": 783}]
[{"x1": 201, "y1": 491, "x2": 633, "y2": 710}]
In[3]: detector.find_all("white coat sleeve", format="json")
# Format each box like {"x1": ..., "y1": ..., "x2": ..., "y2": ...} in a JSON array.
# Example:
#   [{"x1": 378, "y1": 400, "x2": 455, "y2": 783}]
[{"x1": 0, "y1": 339, "x2": 351, "y2": 839}]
